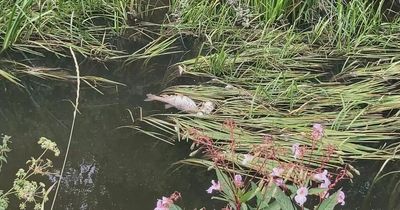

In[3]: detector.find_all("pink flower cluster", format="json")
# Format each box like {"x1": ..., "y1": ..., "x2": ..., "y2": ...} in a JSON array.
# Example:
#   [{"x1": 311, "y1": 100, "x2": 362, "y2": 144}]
[
  {"x1": 154, "y1": 197, "x2": 173, "y2": 210},
  {"x1": 270, "y1": 167, "x2": 285, "y2": 187},
  {"x1": 294, "y1": 186, "x2": 345, "y2": 207},
  {"x1": 295, "y1": 187, "x2": 308, "y2": 206},
  {"x1": 338, "y1": 190, "x2": 345, "y2": 205},
  {"x1": 311, "y1": 123, "x2": 324, "y2": 141},
  {"x1": 154, "y1": 192, "x2": 181, "y2": 210},
  {"x1": 291, "y1": 143, "x2": 303, "y2": 159},
  {"x1": 207, "y1": 174, "x2": 245, "y2": 194},
  {"x1": 234, "y1": 174, "x2": 244, "y2": 188},
  {"x1": 313, "y1": 170, "x2": 331, "y2": 189}
]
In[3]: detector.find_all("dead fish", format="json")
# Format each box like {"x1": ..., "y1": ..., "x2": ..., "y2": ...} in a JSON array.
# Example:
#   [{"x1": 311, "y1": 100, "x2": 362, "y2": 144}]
[
  {"x1": 199, "y1": 101, "x2": 215, "y2": 114},
  {"x1": 145, "y1": 94, "x2": 199, "y2": 113}
]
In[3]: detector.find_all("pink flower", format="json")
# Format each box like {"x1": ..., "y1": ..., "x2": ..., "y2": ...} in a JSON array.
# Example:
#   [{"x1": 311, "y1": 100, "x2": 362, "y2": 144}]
[
  {"x1": 206, "y1": 180, "x2": 221, "y2": 194},
  {"x1": 313, "y1": 170, "x2": 331, "y2": 189},
  {"x1": 154, "y1": 197, "x2": 172, "y2": 210},
  {"x1": 337, "y1": 190, "x2": 345, "y2": 206},
  {"x1": 320, "y1": 178, "x2": 331, "y2": 189},
  {"x1": 313, "y1": 170, "x2": 328, "y2": 182},
  {"x1": 161, "y1": 197, "x2": 173, "y2": 206},
  {"x1": 294, "y1": 187, "x2": 308, "y2": 206},
  {"x1": 311, "y1": 123, "x2": 324, "y2": 141},
  {"x1": 274, "y1": 178, "x2": 284, "y2": 187},
  {"x1": 270, "y1": 167, "x2": 284, "y2": 177},
  {"x1": 291, "y1": 143, "x2": 302, "y2": 159},
  {"x1": 234, "y1": 174, "x2": 244, "y2": 188}
]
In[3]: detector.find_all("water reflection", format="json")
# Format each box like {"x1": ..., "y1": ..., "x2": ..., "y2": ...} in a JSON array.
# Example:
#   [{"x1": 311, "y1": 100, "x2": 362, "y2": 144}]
[{"x1": 0, "y1": 72, "x2": 216, "y2": 209}]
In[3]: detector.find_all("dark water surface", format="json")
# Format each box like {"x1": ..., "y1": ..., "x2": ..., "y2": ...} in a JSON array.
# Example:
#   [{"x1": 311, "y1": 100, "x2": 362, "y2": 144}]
[{"x1": 0, "y1": 57, "x2": 220, "y2": 209}]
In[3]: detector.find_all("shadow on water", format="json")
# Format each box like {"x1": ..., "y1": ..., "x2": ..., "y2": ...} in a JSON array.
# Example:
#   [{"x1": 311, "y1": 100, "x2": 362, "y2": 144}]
[{"x1": 0, "y1": 55, "x2": 222, "y2": 209}]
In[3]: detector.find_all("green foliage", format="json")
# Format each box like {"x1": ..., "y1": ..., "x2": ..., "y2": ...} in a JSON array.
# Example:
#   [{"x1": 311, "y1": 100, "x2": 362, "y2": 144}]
[
  {"x1": 0, "y1": 135, "x2": 11, "y2": 173},
  {"x1": 270, "y1": 183, "x2": 296, "y2": 210},
  {"x1": 169, "y1": 204, "x2": 183, "y2": 210},
  {"x1": 0, "y1": 135, "x2": 59, "y2": 210},
  {"x1": 318, "y1": 190, "x2": 341, "y2": 210},
  {"x1": 0, "y1": 0, "x2": 129, "y2": 56},
  {"x1": 169, "y1": 169, "x2": 344, "y2": 209}
]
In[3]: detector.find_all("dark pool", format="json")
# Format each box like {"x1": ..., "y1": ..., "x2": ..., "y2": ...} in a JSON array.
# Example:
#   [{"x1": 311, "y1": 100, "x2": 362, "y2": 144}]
[{"x1": 0, "y1": 57, "x2": 222, "y2": 210}]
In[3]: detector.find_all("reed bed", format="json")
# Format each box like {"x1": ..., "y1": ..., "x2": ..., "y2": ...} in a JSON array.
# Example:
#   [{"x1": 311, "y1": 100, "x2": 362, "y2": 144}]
[{"x1": 137, "y1": 0, "x2": 400, "y2": 182}]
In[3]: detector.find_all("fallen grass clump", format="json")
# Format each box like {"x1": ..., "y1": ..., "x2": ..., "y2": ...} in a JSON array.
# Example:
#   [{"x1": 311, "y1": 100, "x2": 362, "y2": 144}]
[
  {"x1": 135, "y1": 1, "x2": 400, "y2": 194},
  {"x1": 140, "y1": 54, "x2": 400, "y2": 178}
]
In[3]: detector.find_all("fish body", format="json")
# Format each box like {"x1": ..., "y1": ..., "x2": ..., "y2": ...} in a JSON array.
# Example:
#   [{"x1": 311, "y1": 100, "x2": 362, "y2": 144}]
[
  {"x1": 199, "y1": 101, "x2": 215, "y2": 114},
  {"x1": 145, "y1": 94, "x2": 199, "y2": 113}
]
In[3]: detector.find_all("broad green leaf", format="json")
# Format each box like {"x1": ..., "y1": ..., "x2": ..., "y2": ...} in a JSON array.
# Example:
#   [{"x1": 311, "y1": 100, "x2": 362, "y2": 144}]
[
  {"x1": 241, "y1": 203, "x2": 249, "y2": 210},
  {"x1": 286, "y1": 185, "x2": 297, "y2": 194},
  {"x1": 256, "y1": 184, "x2": 275, "y2": 208},
  {"x1": 266, "y1": 201, "x2": 281, "y2": 210},
  {"x1": 211, "y1": 196, "x2": 229, "y2": 202},
  {"x1": 216, "y1": 169, "x2": 235, "y2": 199},
  {"x1": 240, "y1": 181, "x2": 259, "y2": 202},
  {"x1": 271, "y1": 184, "x2": 295, "y2": 210},
  {"x1": 318, "y1": 190, "x2": 339, "y2": 210},
  {"x1": 169, "y1": 204, "x2": 183, "y2": 210}
]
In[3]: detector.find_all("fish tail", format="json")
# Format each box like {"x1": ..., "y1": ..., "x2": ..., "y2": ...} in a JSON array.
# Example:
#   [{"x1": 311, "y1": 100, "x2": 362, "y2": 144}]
[{"x1": 144, "y1": 93, "x2": 162, "y2": 102}]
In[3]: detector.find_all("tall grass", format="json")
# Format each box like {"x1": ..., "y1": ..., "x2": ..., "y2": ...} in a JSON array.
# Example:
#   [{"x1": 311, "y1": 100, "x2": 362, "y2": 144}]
[
  {"x1": 167, "y1": 0, "x2": 399, "y2": 52},
  {"x1": 0, "y1": 0, "x2": 179, "y2": 86},
  {"x1": 0, "y1": 0, "x2": 128, "y2": 57}
]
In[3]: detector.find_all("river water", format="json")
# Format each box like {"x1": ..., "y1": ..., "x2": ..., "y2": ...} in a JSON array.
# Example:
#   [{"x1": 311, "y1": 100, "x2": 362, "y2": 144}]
[{"x1": 0, "y1": 56, "x2": 222, "y2": 209}]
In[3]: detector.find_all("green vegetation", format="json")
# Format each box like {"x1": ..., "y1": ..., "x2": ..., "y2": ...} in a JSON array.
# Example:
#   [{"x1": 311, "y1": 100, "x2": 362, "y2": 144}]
[
  {"x1": 0, "y1": 0, "x2": 175, "y2": 86},
  {"x1": 137, "y1": 0, "x2": 400, "y2": 208},
  {"x1": 141, "y1": 0, "x2": 400, "y2": 173},
  {"x1": 0, "y1": 136, "x2": 59, "y2": 210}
]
